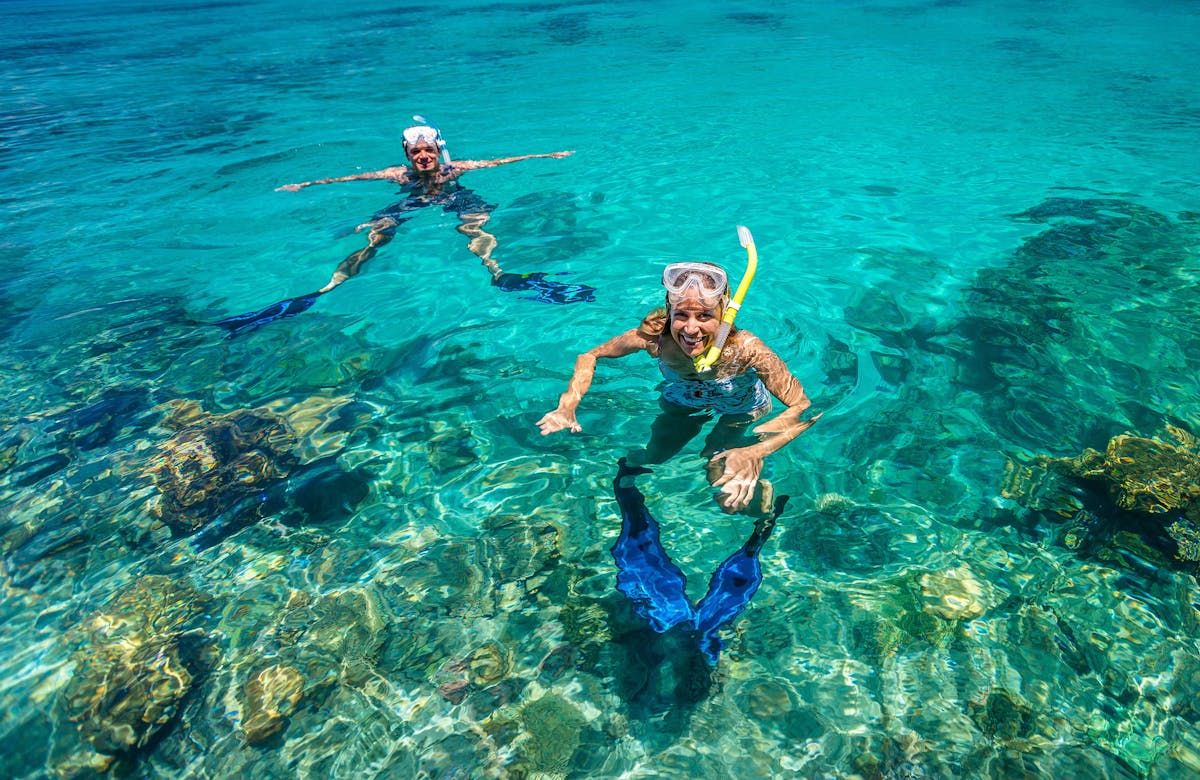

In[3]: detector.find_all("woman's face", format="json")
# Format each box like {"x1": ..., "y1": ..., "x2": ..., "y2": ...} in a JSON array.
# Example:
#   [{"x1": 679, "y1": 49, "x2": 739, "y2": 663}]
[{"x1": 669, "y1": 294, "x2": 721, "y2": 358}]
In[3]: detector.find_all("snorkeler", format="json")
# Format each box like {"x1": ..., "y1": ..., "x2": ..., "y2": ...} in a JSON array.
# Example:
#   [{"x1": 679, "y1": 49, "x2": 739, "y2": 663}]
[
  {"x1": 214, "y1": 119, "x2": 593, "y2": 337},
  {"x1": 536, "y1": 228, "x2": 819, "y2": 515}
]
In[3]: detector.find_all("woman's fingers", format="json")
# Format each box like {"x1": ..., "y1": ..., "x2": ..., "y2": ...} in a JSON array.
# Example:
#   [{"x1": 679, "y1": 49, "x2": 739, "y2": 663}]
[
  {"x1": 717, "y1": 476, "x2": 755, "y2": 510},
  {"x1": 536, "y1": 411, "x2": 581, "y2": 435}
]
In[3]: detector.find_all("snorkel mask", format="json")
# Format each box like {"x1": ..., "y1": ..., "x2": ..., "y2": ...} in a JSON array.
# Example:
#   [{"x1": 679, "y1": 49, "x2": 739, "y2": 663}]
[
  {"x1": 688, "y1": 226, "x2": 758, "y2": 372},
  {"x1": 662, "y1": 262, "x2": 729, "y2": 306},
  {"x1": 403, "y1": 115, "x2": 452, "y2": 164}
]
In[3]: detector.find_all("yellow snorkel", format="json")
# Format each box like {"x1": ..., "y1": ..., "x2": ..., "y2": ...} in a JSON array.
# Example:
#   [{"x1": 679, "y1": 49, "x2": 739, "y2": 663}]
[{"x1": 693, "y1": 225, "x2": 758, "y2": 372}]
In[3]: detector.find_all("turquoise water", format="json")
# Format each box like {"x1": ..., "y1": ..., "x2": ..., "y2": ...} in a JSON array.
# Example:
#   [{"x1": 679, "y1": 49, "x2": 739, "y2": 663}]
[{"x1": 3, "y1": 0, "x2": 1200, "y2": 776}]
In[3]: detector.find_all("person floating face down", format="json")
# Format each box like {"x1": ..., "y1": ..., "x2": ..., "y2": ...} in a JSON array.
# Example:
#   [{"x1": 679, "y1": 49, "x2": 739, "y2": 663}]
[
  {"x1": 537, "y1": 261, "x2": 820, "y2": 515},
  {"x1": 275, "y1": 123, "x2": 593, "y2": 303}
]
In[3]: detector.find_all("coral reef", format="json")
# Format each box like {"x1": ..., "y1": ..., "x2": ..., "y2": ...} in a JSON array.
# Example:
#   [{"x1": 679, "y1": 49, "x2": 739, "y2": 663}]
[
  {"x1": 1034, "y1": 424, "x2": 1200, "y2": 566},
  {"x1": 1039, "y1": 424, "x2": 1200, "y2": 515},
  {"x1": 147, "y1": 401, "x2": 297, "y2": 534},
  {"x1": 241, "y1": 664, "x2": 305, "y2": 745},
  {"x1": 56, "y1": 576, "x2": 213, "y2": 768}
]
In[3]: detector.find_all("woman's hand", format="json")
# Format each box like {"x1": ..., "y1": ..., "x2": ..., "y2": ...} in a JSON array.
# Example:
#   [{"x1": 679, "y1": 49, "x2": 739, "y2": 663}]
[
  {"x1": 536, "y1": 408, "x2": 582, "y2": 435},
  {"x1": 708, "y1": 447, "x2": 764, "y2": 513}
]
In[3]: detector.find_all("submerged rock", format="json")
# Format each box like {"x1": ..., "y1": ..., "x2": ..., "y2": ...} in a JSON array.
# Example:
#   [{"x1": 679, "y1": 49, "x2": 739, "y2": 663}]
[
  {"x1": 144, "y1": 395, "x2": 363, "y2": 539},
  {"x1": 1168, "y1": 520, "x2": 1200, "y2": 562},
  {"x1": 462, "y1": 642, "x2": 512, "y2": 687},
  {"x1": 147, "y1": 402, "x2": 296, "y2": 534},
  {"x1": 58, "y1": 576, "x2": 213, "y2": 759},
  {"x1": 436, "y1": 641, "x2": 516, "y2": 704},
  {"x1": 64, "y1": 631, "x2": 198, "y2": 754},
  {"x1": 967, "y1": 689, "x2": 1037, "y2": 741},
  {"x1": 232, "y1": 585, "x2": 390, "y2": 741},
  {"x1": 919, "y1": 565, "x2": 995, "y2": 621},
  {"x1": 241, "y1": 664, "x2": 305, "y2": 745},
  {"x1": 1039, "y1": 424, "x2": 1200, "y2": 516},
  {"x1": 1033, "y1": 424, "x2": 1200, "y2": 566},
  {"x1": 515, "y1": 692, "x2": 586, "y2": 776}
]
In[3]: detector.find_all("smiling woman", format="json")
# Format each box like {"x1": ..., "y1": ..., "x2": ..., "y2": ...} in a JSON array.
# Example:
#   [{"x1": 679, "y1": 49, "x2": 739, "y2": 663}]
[{"x1": 536, "y1": 234, "x2": 820, "y2": 516}]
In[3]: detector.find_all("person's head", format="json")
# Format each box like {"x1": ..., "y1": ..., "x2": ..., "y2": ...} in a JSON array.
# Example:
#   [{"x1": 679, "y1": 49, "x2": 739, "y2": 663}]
[
  {"x1": 402, "y1": 124, "x2": 447, "y2": 173},
  {"x1": 661, "y1": 262, "x2": 730, "y2": 358}
]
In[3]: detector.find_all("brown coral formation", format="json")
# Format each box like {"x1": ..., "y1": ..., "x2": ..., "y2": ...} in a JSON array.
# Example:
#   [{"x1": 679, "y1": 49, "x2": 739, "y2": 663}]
[
  {"x1": 1033, "y1": 424, "x2": 1200, "y2": 565},
  {"x1": 241, "y1": 664, "x2": 305, "y2": 745},
  {"x1": 60, "y1": 576, "x2": 212, "y2": 758},
  {"x1": 147, "y1": 402, "x2": 297, "y2": 534},
  {"x1": 1040, "y1": 424, "x2": 1200, "y2": 516},
  {"x1": 232, "y1": 586, "x2": 389, "y2": 741},
  {"x1": 65, "y1": 634, "x2": 196, "y2": 754},
  {"x1": 918, "y1": 565, "x2": 994, "y2": 620}
]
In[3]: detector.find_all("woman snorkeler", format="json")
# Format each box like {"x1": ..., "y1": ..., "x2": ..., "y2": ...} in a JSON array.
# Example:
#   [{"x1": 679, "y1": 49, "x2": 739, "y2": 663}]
[{"x1": 537, "y1": 246, "x2": 820, "y2": 515}]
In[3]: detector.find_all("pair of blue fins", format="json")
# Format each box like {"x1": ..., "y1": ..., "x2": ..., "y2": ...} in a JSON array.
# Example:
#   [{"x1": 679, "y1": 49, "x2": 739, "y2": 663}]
[
  {"x1": 612, "y1": 458, "x2": 787, "y2": 665},
  {"x1": 214, "y1": 271, "x2": 596, "y2": 338}
]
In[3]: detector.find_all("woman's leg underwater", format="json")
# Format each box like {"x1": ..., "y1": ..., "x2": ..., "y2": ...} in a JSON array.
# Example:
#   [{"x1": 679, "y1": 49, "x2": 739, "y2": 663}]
[
  {"x1": 628, "y1": 400, "x2": 708, "y2": 467},
  {"x1": 456, "y1": 211, "x2": 503, "y2": 280}
]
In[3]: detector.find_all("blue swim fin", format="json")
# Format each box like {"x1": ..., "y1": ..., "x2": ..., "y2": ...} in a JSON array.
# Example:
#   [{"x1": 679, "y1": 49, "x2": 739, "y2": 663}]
[
  {"x1": 611, "y1": 458, "x2": 694, "y2": 633},
  {"x1": 492, "y1": 272, "x2": 596, "y2": 304},
  {"x1": 212, "y1": 290, "x2": 324, "y2": 339},
  {"x1": 693, "y1": 495, "x2": 789, "y2": 663}
]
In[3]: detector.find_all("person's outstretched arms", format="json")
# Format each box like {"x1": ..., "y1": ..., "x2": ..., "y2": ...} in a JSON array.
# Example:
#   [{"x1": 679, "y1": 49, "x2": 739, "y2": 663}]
[
  {"x1": 450, "y1": 151, "x2": 574, "y2": 173},
  {"x1": 537, "y1": 327, "x2": 648, "y2": 435},
  {"x1": 276, "y1": 166, "x2": 411, "y2": 192},
  {"x1": 709, "y1": 334, "x2": 820, "y2": 511}
]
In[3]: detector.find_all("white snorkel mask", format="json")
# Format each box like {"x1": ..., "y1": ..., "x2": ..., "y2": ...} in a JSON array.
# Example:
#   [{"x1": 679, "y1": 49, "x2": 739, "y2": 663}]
[{"x1": 403, "y1": 115, "x2": 452, "y2": 164}]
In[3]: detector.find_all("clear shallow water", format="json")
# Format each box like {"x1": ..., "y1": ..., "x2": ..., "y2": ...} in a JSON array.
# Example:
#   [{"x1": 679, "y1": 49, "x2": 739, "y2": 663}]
[{"x1": 3, "y1": 0, "x2": 1200, "y2": 777}]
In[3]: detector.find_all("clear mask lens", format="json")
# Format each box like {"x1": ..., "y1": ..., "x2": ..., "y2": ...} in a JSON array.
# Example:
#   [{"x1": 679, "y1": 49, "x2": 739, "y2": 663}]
[
  {"x1": 403, "y1": 126, "x2": 439, "y2": 147},
  {"x1": 662, "y1": 264, "x2": 727, "y2": 298}
]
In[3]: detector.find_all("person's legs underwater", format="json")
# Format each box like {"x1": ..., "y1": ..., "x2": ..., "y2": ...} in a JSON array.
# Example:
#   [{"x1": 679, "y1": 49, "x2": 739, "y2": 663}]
[
  {"x1": 451, "y1": 205, "x2": 504, "y2": 280},
  {"x1": 628, "y1": 399, "x2": 709, "y2": 468},
  {"x1": 692, "y1": 494, "x2": 788, "y2": 663},
  {"x1": 320, "y1": 216, "x2": 399, "y2": 293},
  {"x1": 611, "y1": 458, "x2": 693, "y2": 632},
  {"x1": 213, "y1": 202, "x2": 409, "y2": 337},
  {"x1": 447, "y1": 192, "x2": 596, "y2": 304}
]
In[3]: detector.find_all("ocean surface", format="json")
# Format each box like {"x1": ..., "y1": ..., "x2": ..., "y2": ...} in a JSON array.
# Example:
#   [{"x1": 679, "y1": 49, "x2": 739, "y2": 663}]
[{"x1": 3, "y1": 0, "x2": 1200, "y2": 777}]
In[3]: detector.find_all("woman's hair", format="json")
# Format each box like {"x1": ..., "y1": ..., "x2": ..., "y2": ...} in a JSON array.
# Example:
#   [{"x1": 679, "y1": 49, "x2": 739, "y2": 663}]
[{"x1": 638, "y1": 306, "x2": 668, "y2": 338}]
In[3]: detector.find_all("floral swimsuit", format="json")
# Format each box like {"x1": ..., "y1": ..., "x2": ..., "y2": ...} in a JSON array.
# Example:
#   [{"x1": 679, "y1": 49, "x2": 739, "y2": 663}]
[{"x1": 657, "y1": 359, "x2": 772, "y2": 416}]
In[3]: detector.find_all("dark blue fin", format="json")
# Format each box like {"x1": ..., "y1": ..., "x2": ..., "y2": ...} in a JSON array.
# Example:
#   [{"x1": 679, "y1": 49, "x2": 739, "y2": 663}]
[
  {"x1": 692, "y1": 495, "x2": 789, "y2": 663},
  {"x1": 213, "y1": 290, "x2": 324, "y2": 339},
  {"x1": 611, "y1": 459, "x2": 694, "y2": 633},
  {"x1": 492, "y1": 272, "x2": 596, "y2": 304}
]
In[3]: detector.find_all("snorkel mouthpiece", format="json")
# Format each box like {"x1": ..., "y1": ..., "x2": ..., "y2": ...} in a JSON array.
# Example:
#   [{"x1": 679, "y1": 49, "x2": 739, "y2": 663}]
[
  {"x1": 693, "y1": 225, "x2": 757, "y2": 372},
  {"x1": 411, "y1": 114, "x2": 452, "y2": 164}
]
